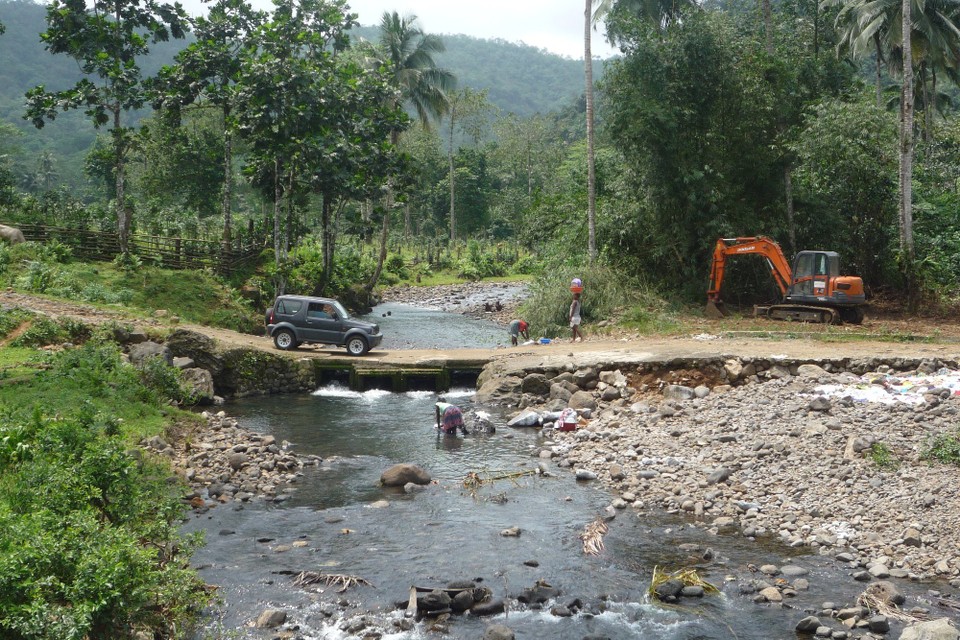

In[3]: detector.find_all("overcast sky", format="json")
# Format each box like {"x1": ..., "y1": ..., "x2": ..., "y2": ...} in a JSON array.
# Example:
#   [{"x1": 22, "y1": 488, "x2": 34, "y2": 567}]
[{"x1": 178, "y1": 0, "x2": 617, "y2": 60}]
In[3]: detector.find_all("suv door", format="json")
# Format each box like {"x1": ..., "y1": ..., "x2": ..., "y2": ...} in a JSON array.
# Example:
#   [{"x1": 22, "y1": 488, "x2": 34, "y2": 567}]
[{"x1": 305, "y1": 302, "x2": 343, "y2": 344}]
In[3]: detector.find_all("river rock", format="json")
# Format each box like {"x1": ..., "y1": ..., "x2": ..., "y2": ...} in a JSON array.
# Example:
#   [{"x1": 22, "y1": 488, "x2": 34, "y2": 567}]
[
  {"x1": 181, "y1": 367, "x2": 215, "y2": 404},
  {"x1": 471, "y1": 598, "x2": 505, "y2": 616},
  {"x1": 475, "y1": 375, "x2": 523, "y2": 405},
  {"x1": 663, "y1": 385, "x2": 695, "y2": 401},
  {"x1": 483, "y1": 624, "x2": 515, "y2": 640},
  {"x1": 653, "y1": 579, "x2": 684, "y2": 600},
  {"x1": 165, "y1": 329, "x2": 224, "y2": 375},
  {"x1": 418, "y1": 589, "x2": 452, "y2": 612},
  {"x1": 569, "y1": 390, "x2": 597, "y2": 411},
  {"x1": 796, "y1": 616, "x2": 822, "y2": 633},
  {"x1": 521, "y1": 373, "x2": 551, "y2": 396},
  {"x1": 380, "y1": 464, "x2": 431, "y2": 487},
  {"x1": 899, "y1": 618, "x2": 960, "y2": 640},
  {"x1": 255, "y1": 609, "x2": 287, "y2": 628}
]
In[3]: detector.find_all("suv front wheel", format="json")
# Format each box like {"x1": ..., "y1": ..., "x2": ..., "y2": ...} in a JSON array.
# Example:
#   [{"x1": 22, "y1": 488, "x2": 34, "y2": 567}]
[
  {"x1": 346, "y1": 335, "x2": 369, "y2": 356},
  {"x1": 273, "y1": 329, "x2": 297, "y2": 351}
]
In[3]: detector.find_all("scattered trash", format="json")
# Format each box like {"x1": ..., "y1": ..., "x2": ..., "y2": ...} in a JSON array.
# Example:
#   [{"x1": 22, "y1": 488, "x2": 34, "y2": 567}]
[
  {"x1": 691, "y1": 333, "x2": 721, "y2": 341},
  {"x1": 814, "y1": 368, "x2": 960, "y2": 405}
]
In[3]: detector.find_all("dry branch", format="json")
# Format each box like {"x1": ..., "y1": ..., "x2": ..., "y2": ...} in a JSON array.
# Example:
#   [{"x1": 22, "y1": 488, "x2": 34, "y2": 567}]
[
  {"x1": 580, "y1": 518, "x2": 608, "y2": 555},
  {"x1": 292, "y1": 571, "x2": 374, "y2": 593}
]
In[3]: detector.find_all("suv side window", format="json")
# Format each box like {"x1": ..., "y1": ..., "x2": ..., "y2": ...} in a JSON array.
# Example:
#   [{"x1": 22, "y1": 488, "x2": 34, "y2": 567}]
[
  {"x1": 276, "y1": 299, "x2": 303, "y2": 316},
  {"x1": 307, "y1": 302, "x2": 333, "y2": 319}
]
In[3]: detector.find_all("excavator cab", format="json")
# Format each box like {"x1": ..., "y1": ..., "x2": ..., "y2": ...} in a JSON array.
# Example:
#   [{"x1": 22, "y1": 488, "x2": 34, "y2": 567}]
[{"x1": 785, "y1": 251, "x2": 838, "y2": 301}]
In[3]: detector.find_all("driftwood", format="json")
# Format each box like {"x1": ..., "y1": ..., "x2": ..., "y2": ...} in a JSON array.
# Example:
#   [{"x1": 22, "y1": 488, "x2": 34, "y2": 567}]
[
  {"x1": 857, "y1": 587, "x2": 928, "y2": 623},
  {"x1": 579, "y1": 518, "x2": 608, "y2": 555},
  {"x1": 292, "y1": 571, "x2": 374, "y2": 593}
]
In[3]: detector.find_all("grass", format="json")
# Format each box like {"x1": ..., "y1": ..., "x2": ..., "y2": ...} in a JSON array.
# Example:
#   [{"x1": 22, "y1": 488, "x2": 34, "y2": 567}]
[{"x1": 0, "y1": 347, "x2": 51, "y2": 381}]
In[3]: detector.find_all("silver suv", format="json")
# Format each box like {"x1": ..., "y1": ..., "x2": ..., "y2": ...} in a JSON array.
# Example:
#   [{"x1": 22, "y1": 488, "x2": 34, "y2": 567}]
[{"x1": 265, "y1": 295, "x2": 383, "y2": 355}]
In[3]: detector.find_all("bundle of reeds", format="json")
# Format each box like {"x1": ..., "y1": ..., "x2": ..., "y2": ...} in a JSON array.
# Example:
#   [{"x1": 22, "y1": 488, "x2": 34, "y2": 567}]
[
  {"x1": 580, "y1": 518, "x2": 608, "y2": 555},
  {"x1": 292, "y1": 571, "x2": 374, "y2": 593}
]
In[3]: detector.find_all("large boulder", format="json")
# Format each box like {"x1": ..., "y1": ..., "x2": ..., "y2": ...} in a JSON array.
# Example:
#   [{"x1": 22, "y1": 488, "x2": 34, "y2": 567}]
[
  {"x1": 380, "y1": 463, "x2": 431, "y2": 487},
  {"x1": 520, "y1": 373, "x2": 551, "y2": 397},
  {"x1": 128, "y1": 341, "x2": 173, "y2": 368},
  {"x1": 899, "y1": 618, "x2": 960, "y2": 640},
  {"x1": 181, "y1": 368, "x2": 215, "y2": 404},
  {"x1": 475, "y1": 375, "x2": 523, "y2": 405},
  {"x1": 568, "y1": 390, "x2": 597, "y2": 411},
  {"x1": 0, "y1": 224, "x2": 25, "y2": 245},
  {"x1": 165, "y1": 329, "x2": 224, "y2": 375}
]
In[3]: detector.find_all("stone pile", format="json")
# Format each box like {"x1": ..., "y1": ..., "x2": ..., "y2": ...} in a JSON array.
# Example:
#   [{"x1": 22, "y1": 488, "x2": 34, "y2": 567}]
[
  {"x1": 141, "y1": 410, "x2": 319, "y2": 507},
  {"x1": 482, "y1": 356, "x2": 960, "y2": 584}
]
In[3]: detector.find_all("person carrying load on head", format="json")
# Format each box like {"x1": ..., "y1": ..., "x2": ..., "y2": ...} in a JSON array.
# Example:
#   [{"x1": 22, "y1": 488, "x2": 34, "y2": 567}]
[
  {"x1": 508, "y1": 319, "x2": 529, "y2": 346},
  {"x1": 436, "y1": 401, "x2": 468, "y2": 435}
]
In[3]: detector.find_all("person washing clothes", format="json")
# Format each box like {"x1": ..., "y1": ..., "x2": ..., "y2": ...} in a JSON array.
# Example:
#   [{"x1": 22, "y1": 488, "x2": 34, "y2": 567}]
[
  {"x1": 508, "y1": 319, "x2": 529, "y2": 346},
  {"x1": 435, "y1": 401, "x2": 468, "y2": 435}
]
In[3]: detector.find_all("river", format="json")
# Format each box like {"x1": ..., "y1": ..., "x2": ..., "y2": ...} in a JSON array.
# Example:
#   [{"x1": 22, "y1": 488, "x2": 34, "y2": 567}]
[{"x1": 184, "y1": 301, "x2": 955, "y2": 639}]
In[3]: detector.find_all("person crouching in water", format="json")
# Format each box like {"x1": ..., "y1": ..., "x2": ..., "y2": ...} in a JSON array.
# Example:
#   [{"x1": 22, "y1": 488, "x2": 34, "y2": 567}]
[{"x1": 436, "y1": 401, "x2": 468, "y2": 435}]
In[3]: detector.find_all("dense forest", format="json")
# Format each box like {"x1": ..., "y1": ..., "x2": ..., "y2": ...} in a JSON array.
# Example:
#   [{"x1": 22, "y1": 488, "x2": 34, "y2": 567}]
[{"x1": 0, "y1": 0, "x2": 959, "y2": 317}]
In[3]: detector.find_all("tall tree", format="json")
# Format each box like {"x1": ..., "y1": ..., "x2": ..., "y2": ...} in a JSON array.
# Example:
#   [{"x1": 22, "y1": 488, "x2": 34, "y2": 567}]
[
  {"x1": 584, "y1": 0, "x2": 598, "y2": 264},
  {"x1": 365, "y1": 11, "x2": 453, "y2": 292},
  {"x1": 157, "y1": 0, "x2": 266, "y2": 251},
  {"x1": 900, "y1": 0, "x2": 916, "y2": 307},
  {"x1": 444, "y1": 87, "x2": 491, "y2": 242},
  {"x1": 25, "y1": 0, "x2": 189, "y2": 256}
]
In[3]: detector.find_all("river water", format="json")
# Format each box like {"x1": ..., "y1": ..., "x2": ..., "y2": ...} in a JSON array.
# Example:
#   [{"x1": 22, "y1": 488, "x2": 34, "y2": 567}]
[{"x1": 185, "y1": 302, "x2": 956, "y2": 639}]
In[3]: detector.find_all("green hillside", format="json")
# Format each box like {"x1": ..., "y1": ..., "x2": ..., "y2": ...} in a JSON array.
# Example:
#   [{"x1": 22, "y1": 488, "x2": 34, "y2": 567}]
[{"x1": 0, "y1": 1, "x2": 603, "y2": 193}]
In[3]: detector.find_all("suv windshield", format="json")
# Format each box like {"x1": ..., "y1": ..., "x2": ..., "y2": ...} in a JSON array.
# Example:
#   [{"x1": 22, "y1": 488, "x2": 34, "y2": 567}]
[{"x1": 332, "y1": 301, "x2": 350, "y2": 319}]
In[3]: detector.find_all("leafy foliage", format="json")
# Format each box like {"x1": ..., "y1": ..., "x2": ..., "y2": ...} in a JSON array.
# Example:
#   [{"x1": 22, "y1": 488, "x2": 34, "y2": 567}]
[
  {"x1": 921, "y1": 430, "x2": 960, "y2": 465},
  {"x1": 0, "y1": 345, "x2": 209, "y2": 639}
]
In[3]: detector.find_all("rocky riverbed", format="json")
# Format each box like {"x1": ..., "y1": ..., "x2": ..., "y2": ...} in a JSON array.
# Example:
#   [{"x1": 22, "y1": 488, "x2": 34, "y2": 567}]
[
  {"x1": 378, "y1": 281, "x2": 528, "y2": 326},
  {"x1": 142, "y1": 411, "x2": 318, "y2": 508},
  {"x1": 487, "y1": 359, "x2": 960, "y2": 587}
]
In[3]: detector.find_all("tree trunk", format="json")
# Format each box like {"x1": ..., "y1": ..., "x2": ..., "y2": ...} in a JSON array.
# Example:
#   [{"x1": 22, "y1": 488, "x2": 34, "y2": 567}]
[
  {"x1": 875, "y1": 36, "x2": 883, "y2": 108},
  {"x1": 584, "y1": 0, "x2": 597, "y2": 264},
  {"x1": 273, "y1": 158, "x2": 285, "y2": 295},
  {"x1": 899, "y1": 0, "x2": 916, "y2": 309},
  {"x1": 320, "y1": 191, "x2": 335, "y2": 295},
  {"x1": 222, "y1": 106, "x2": 233, "y2": 253},
  {"x1": 763, "y1": 0, "x2": 773, "y2": 54},
  {"x1": 113, "y1": 109, "x2": 130, "y2": 256},
  {"x1": 784, "y1": 165, "x2": 795, "y2": 254},
  {"x1": 367, "y1": 197, "x2": 391, "y2": 294},
  {"x1": 404, "y1": 202, "x2": 411, "y2": 238},
  {"x1": 448, "y1": 104, "x2": 457, "y2": 242},
  {"x1": 921, "y1": 64, "x2": 932, "y2": 144}
]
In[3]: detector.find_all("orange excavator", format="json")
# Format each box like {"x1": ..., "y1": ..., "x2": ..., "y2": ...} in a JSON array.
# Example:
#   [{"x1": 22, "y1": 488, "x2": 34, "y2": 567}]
[{"x1": 706, "y1": 236, "x2": 866, "y2": 324}]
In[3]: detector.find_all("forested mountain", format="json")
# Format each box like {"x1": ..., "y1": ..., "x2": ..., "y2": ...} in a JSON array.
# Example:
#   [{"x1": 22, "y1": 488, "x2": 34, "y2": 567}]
[
  {"x1": 352, "y1": 26, "x2": 605, "y2": 117},
  {"x1": 0, "y1": 0, "x2": 601, "y2": 192}
]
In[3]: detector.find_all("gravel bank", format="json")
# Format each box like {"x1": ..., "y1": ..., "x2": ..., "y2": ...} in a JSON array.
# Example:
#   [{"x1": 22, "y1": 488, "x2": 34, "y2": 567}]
[
  {"x1": 378, "y1": 281, "x2": 528, "y2": 326},
  {"x1": 538, "y1": 362, "x2": 960, "y2": 586}
]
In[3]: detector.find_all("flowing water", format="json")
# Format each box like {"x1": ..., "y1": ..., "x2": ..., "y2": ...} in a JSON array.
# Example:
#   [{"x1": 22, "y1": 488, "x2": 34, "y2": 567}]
[{"x1": 185, "y1": 304, "x2": 957, "y2": 639}]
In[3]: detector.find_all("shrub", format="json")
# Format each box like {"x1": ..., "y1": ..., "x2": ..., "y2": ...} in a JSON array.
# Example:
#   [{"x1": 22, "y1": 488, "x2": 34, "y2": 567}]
[
  {"x1": 520, "y1": 263, "x2": 640, "y2": 338},
  {"x1": 867, "y1": 442, "x2": 899, "y2": 469},
  {"x1": 137, "y1": 358, "x2": 197, "y2": 406},
  {"x1": 386, "y1": 254, "x2": 410, "y2": 280},
  {"x1": 16, "y1": 260, "x2": 59, "y2": 293},
  {"x1": 921, "y1": 430, "x2": 960, "y2": 465}
]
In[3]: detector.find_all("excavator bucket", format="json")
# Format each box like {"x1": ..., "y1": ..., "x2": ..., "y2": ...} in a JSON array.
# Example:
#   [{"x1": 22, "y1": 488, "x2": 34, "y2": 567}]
[{"x1": 705, "y1": 300, "x2": 728, "y2": 319}]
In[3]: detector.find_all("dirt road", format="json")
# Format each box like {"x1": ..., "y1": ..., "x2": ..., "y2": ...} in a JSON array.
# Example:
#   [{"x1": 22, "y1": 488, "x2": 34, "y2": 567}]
[{"x1": 5, "y1": 291, "x2": 960, "y2": 370}]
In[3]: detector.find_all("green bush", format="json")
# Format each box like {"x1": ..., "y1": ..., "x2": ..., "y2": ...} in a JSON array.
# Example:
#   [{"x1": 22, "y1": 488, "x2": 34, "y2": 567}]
[
  {"x1": 921, "y1": 430, "x2": 960, "y2": 465},
  {"x1": 510, "y1": 254, "x2": 541, "y2": 276},
  {"x1": 457, "y1": 240, "x2": 505, "y2": 281},
  {"x1": 0, "y1": 414, "x2": 207, "y2": 640},
  {"x1": 867, "y1": 442, "x2": 899, "y2": 469},
  {"x1": 137, "y1": 358, "x2": 197, "y2": 406},
  {"x1": 16, "y1": 260, "x2": 59, "y2": 293},
  {"x1": 520, "y1": 263, "x2": 639, "y2": 338},
  {"x1": 386, "y1": 254, "x2": 410, "y2": 280}
]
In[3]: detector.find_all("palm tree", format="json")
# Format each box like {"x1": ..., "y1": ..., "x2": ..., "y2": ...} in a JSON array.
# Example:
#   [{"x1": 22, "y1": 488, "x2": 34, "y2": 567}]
[
  {"x1": 366, "y1": 12, "x2": 454, "y2": 292},
  {"x1": 584, "y1": 0, "x2": 598, "y2": 265}
]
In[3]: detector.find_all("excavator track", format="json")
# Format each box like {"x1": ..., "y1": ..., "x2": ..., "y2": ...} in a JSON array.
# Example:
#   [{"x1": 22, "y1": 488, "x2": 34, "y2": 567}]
[{"x1": 755, "y1": 304, "x2": 841, "y2": 325}]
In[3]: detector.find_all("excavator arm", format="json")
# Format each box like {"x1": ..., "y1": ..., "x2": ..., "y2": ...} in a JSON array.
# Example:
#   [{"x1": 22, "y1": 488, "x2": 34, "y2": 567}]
[{"x1": 706, "y1": 236, "x2": 793, "y2": 317}]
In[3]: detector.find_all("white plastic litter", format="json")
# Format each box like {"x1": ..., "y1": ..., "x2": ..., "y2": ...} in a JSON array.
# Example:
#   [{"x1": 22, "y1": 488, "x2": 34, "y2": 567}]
[{"x1": 812, "y1": 368, "x2": 960, "y2": 405}]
